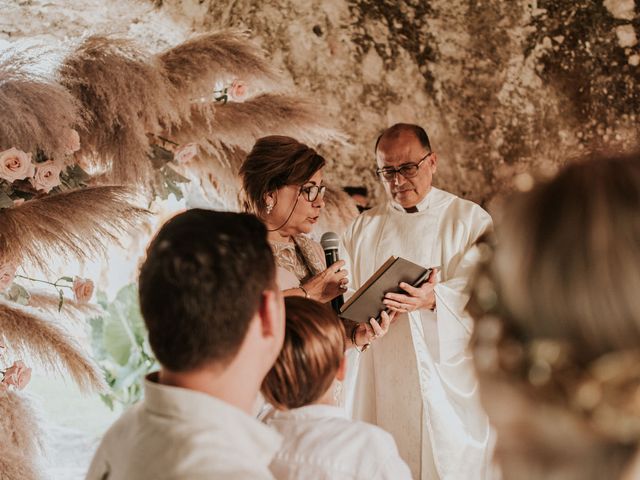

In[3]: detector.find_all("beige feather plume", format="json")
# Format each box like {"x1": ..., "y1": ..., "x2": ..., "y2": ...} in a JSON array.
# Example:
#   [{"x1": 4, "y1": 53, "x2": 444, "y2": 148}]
[
  {"x1": 58, "y1": 35, "x2": 180, "y2": 185},
  {"x1": 173, "y1": 94, "x2": 346, "y2": 155},
  {"x1": 0, "y1": 47, "x2": 83, "y2": 159},
  {"x1": 0, "y1": 299, "x2": 106, "y2": 392},
  {"x1": 0, "y1": 392, "x2": 42, "y2": 461},
  {"x1": 0, "y1": 447, "x2": 39, "y2": 480},
  {"x1": 0, "y1": 186, "x2": 148, "y2": 271},
  {"x1": 28, "y1": 292, "x2": 101, "y2": 323},
  {"x1": 157, "y1": 30, "x2": 282, "y2": 103}
]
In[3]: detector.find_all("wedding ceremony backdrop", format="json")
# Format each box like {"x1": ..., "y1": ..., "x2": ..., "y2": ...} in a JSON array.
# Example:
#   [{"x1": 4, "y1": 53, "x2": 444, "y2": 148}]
[{"x1": 0, "y1": 0, "x2": 638, "y2": 478}]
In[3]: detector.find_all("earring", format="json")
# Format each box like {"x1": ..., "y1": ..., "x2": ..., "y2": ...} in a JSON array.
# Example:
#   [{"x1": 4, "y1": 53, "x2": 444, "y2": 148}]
[
  {"x1": 333, "y1": 380, "x2": 343, "y2": 406},
  {"x1": 266, "y1": 203, "x2": 273, "y2": 215}
]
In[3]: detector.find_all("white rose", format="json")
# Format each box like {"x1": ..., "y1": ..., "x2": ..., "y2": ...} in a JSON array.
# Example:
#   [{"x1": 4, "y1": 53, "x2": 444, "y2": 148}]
[
  {"x1": 0, "y1": 148, "x2": 35, "y2": 183},
  {"x1": 30, "y1": 161, "x2": 62, "y2": 193},
  {"x1": 174, "y1": 143, "x2": 198, "y2": 165}
]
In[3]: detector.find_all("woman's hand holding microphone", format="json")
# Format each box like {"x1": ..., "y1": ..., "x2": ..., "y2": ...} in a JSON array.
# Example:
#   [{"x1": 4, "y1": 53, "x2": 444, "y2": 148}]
[{"x1": 300, "y1": 260, "x2": 349, "y2": 304}]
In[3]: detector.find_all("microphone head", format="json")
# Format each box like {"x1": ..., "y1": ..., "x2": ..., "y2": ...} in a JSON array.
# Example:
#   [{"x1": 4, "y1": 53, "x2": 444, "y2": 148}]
[{"x1": 320, "y1": 231, "x2": 340, "y2": 250}]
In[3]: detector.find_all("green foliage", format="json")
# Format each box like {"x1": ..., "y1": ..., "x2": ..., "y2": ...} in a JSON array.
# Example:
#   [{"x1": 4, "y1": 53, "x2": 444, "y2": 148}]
[{"x1": 89, "y1": 283, "x2": 157, "y2": 410}]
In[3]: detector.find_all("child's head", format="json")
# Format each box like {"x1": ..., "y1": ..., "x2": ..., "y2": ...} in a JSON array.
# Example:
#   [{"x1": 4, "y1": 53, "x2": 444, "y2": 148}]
[{"x1": 261, "y1": 297, "x2": 345, "y2": 409}]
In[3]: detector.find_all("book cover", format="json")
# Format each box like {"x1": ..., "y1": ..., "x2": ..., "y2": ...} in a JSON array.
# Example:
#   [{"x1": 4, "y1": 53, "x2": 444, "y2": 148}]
[{"x1": 340, "y1": 256, "x2": 431, "y2": 323}]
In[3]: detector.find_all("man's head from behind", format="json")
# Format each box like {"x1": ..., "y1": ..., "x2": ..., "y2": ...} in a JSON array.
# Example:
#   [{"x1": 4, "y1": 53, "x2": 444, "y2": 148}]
[
  {"x1": 375, "y1": 123, "x2": 437, "y2": 209},
  {"x1": 139, "y1": 209, "x2": 283, "y2": 379}
]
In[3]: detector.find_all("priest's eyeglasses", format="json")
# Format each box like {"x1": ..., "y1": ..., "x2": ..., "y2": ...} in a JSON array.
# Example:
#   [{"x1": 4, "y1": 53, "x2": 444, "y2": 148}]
[
  {"x1": 299, "y1": 184, "x2": 326, "y2": 202},
  {"x1": 376, "y1": 153, "x2": 432, "y2": 182}
]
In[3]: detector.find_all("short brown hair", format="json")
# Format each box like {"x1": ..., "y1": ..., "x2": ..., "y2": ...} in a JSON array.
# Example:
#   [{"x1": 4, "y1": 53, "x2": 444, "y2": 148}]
[
  {"x1": 139, "y1": 210, "x2": 275, "y2": 371},
  {"x1": 239, "y1": 135, "x2": 326, "y2": 215},
  {"x1": 261, "y1": 297, "x2": 345, "y2": 409}
]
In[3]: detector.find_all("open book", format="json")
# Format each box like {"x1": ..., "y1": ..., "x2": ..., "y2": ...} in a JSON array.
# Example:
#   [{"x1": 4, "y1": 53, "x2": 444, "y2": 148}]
[{"x1": 340, "y1": 256, "x2": 434, "y2": 323}]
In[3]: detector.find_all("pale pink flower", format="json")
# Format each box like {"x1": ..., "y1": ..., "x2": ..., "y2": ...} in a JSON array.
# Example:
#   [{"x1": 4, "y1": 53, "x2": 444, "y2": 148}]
[
  {"x1": 30, "y1": 160, "x2": 62, "y2": 193},
  {"x1": 228, "y1": 80, "x2": 248, "y2": 102},
  {"x1": 0, "y1": 263, "x2": 16, "y2": 291},
  {"x1": 64, "y1": 129, "x2": 81, "y2": 155},
  {"x1": 2, "y1": 360, "x2": 32, "y2": 390},
  {"x1": 0, "y1": 148, "x2": 35, "y2": 183},
  {"x1": 72, "y1": 276, "x2": 94, "y2": 303},
  {"x1": 174, "y1": 143, "x2": 198, "y2": 165}
]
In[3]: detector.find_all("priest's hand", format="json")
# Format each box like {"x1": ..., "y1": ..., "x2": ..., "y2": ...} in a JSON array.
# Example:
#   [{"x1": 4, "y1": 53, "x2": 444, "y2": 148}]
[
  {"x1": 353, "y1": 310, "x2": 395, "y2": 349},
  {"x1": 382, "y1": 269, "x2": 438, "y2": 313}
]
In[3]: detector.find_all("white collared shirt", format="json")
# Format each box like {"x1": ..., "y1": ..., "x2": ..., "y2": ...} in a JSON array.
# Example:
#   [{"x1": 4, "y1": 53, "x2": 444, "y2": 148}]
[
  {"x1": 264, "y1": 404, "x2": 412, "y2": 480},
  {"x1": 86, "y1": 373, "x2": 282, "y2": 480}
]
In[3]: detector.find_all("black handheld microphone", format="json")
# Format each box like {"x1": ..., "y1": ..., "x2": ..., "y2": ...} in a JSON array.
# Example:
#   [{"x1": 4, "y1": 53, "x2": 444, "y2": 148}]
[{"x1": 320, "y1": 231, "x2": 344, "y2": 314}]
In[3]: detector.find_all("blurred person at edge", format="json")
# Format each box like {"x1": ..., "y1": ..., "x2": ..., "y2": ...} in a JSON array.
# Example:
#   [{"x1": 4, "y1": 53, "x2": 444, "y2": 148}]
[
  {"x1": 262, "y1": 297, "x2": 412, "y2": 480},
  {"x1": 240, "y1": 135, "x2": 393, "y2": 353},
  {"x1": 87, "y1": 210, "x2": 285, "y2": 480},
  {"x1": 469, "y1": 152, "x2": 640, "y2": 480},
  {"x1": 342, "y1": 123, "x2": 495, "y2": 479}
]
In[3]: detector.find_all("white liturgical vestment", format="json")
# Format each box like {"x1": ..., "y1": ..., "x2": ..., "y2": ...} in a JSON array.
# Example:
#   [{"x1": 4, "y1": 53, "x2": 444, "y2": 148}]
[{"x1": 342, "y1": 188, "x2": 494, "y2": 480}]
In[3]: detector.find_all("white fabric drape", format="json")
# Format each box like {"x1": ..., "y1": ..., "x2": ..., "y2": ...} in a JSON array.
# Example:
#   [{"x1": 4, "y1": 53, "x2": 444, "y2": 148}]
[{"x1": 342, "y1": 188, "x2": 495, "y2": 480}]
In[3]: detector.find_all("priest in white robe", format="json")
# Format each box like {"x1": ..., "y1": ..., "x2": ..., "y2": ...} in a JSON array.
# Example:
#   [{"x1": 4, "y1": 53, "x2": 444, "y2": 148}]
[{"x1": 342, "y1": 124, "x2": 495, "y2": 480}]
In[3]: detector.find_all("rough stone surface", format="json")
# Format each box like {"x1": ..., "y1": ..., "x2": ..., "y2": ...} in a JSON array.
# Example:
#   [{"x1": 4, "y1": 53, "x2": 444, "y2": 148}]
[{"x1": 2, "y1": 0, "x2": 639, "y2": 208}]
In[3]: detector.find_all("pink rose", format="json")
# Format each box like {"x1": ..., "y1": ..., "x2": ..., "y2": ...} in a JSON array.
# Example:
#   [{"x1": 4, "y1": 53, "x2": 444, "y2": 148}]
[
  {"x1": 2, "y1": 360, "x2": 32, "y2": 390},
  {"x1": 228, "y1": 80, "x2": 248, "y2": 102},
  {"x1": 64, "y1": 129, "x2": 81, "y2": 155},
  {"x1": 174, "y1": 143, "x2": 198, "y2": 165},
  {"x1": 30, "y1": 160, "x2": 62, "y2": 193},
  {"x1": 72, "y1": 276, "x2": 94, "y2": 303},
  {"x1": 0, "y1": 148, "x2": 35, "y2": 183},
  {"x1": 0, "y1": 263, "x2": 16, "y2": 291}
]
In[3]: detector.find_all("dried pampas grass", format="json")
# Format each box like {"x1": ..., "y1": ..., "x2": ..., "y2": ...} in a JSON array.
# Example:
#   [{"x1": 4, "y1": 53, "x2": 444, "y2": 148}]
[
  {"x1": 0, "y1": 391, "x2": 42, "y2": 461},
  {"x1": 173, "y1": 94, "x2": 346, "y2": 154},
  {"x1": 0, "y1": 186, "x2": 148, "y2": 271},
  {"x1": 158, "y1": 30, "x2": 282, "y2": 104},
  {"x1": 59, "y1": 35, "x2": 180, "y2": 185},
  {"x1": 0, "y1": 299, "x2": 106, "y2": 392},
  {"x1": 0, "y1": 447, "x2": 39, "y2": 480},
  {"x1": 0, "y1": 47, "x2": 83, "y2": 159},
  {"x1": 28, "y1": 292, "x2": 101, "y2": 323}
]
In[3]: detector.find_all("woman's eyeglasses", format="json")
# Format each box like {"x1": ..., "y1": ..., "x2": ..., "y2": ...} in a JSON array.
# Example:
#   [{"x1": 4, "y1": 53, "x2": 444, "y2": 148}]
[
  {"x1": 299, "y1": 184, "x2": 326, "y2": 202},
  {"x1": 376, "y1": 153, "x2": 431, "y2": 182}
]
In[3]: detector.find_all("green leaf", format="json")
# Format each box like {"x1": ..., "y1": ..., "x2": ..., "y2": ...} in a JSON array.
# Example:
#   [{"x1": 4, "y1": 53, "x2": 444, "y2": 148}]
[
  {"x1": 58, "y1": 289, "x2": 64, "y2": 312},
  {"x1": 67, "y1": 164, "x2": 91, "y2": 182},
  {"x1": 96, "y1": 290, "x2": 109, "y2": 309},
  {"x1": 6, "y1": 283, "x2": 31, "y2": 305},
  {"x1": 149, "y1": 144, "x2": 174, "y2": 169},
  {"x1": 162, "y1": 165, "x2": 190, "y2": 184},
  {"x1": 59, "y1": 276, "x2": 74, "y2": 283},
  {"x1": 88, "y1": 282, "x2": 157, "y2": 410},
  {"x1": 103, "y1": 309, "x2": 133, "y2": 366},
  {"x1": 99, "y1": 393, "x2": 115, "y2": 411},
  {"x1": 0, "y1": 190, "x2": 14, "y2": 209}
]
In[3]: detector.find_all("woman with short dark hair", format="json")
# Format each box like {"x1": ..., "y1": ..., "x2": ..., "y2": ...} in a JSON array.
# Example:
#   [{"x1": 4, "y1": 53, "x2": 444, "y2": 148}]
[{"x1": 240, "y1": 135, "x2": 390, "y2": 348}]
